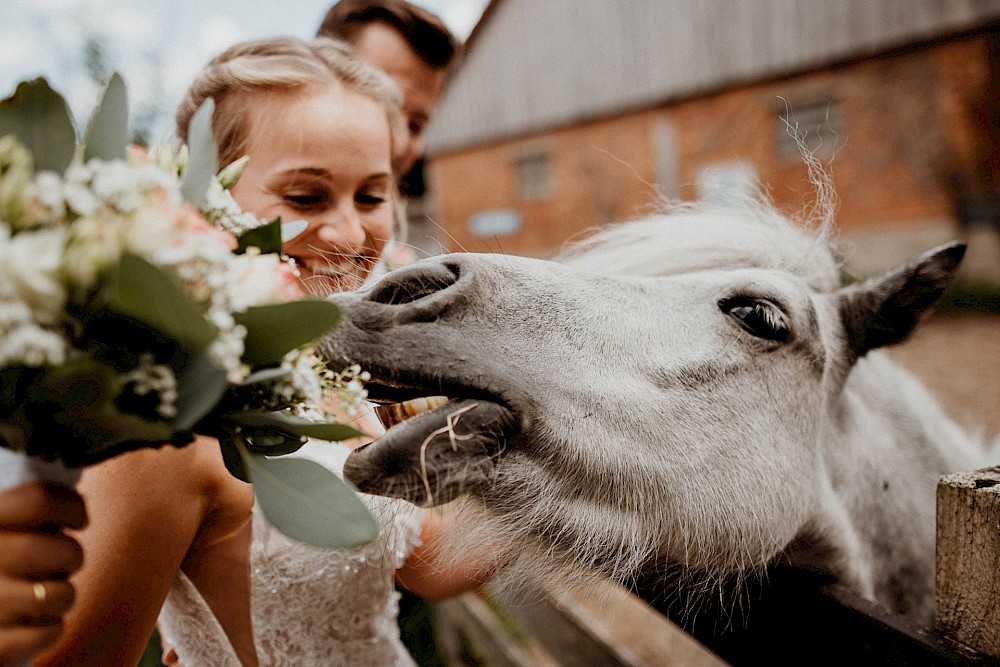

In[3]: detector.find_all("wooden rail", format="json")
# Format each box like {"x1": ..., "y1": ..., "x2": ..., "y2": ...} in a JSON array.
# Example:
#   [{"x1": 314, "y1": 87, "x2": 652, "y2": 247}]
[{"x1": 428, "y1": 466, "x2": 1000, "y2": 666}]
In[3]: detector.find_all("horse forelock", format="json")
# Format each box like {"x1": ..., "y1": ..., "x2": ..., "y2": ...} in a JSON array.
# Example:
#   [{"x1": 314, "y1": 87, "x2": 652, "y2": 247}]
[{"x1": 557, "y1": 195, "x2": 841, "y2": 292}]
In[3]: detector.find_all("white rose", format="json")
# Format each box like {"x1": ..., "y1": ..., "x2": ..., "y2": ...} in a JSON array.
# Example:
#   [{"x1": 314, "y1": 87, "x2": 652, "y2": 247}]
[
  {"x1": 63, "y1": 215, "x2": 125, "y2": 288},
  {"x1": 228, "y1": 252, "x2": 302, "y2": 309},
  {"x1": 23, "y1": 171, "x2": 67, "y2": 227},
  {"x1": 0, "y1": 226, "x2": 68, "y2": 324}
]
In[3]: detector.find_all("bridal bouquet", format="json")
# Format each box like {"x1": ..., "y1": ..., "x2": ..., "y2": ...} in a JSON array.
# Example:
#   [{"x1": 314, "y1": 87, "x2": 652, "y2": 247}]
[{"x1": 0, "y1": 74, "x2": 377, "y2": 548}]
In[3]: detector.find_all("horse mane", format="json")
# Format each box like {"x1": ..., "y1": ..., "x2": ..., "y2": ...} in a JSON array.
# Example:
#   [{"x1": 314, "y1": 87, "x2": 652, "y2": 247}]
[{"x1": 556, "y1": 193, "x2": 843, "y2": 292}]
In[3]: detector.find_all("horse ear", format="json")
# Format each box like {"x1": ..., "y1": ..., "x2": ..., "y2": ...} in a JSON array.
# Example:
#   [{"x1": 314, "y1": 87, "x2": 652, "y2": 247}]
[{"x1": 836, "y1": 242, "x2": 966, "y2": 359}]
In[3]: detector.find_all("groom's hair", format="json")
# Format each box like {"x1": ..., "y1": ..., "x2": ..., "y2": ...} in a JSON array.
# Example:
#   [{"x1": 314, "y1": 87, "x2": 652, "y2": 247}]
[{"x1": 317, "y1": 0, "x2": 460, "y2": 70}]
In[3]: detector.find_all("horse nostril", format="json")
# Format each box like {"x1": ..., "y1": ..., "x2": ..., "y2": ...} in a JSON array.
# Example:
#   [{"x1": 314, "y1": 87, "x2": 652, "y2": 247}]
[{"x1": 367, "y1": 261, "x2": 460, "y2": 305}]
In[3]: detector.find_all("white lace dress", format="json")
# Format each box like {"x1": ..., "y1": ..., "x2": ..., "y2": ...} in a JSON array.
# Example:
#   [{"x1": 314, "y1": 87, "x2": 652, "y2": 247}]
[{"x1": 157, "y1": 439, "x2": 424, "y2": 666}]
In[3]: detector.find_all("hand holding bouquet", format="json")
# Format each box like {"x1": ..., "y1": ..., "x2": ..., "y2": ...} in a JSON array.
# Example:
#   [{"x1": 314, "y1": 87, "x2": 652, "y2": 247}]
[{"x1": 0, "y1": 74, "x2": 377, "y2": 548}]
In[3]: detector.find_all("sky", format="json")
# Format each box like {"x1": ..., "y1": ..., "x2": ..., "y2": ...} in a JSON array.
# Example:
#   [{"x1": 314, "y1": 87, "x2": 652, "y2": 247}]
[{"x1": 1, "y1": 0, "x2": 489, "y2": 143}]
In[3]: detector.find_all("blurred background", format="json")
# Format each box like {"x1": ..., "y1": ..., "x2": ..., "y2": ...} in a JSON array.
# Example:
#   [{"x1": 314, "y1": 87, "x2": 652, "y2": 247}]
[{"x1": 0, "y1": 0, "x2": 489, "y2": 144}]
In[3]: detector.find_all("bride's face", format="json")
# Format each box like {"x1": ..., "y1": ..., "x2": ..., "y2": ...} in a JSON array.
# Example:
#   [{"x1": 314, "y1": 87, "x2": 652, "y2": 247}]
[{"x1": 231, "y1": 83, "x2": 394, "y2": 294}]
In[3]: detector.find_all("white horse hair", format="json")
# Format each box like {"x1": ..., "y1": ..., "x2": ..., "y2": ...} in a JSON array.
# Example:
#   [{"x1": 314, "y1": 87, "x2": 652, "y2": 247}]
[{"x1": 322, "y1": 194, "x2": 995, "y2": 631}]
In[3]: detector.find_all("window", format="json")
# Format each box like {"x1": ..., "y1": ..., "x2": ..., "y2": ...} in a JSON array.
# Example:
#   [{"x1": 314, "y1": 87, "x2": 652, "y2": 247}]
[
  {"x1": 515, "y1": 152, "x2": 552, "y2": 200},
  {"x1": 776, "y1": 99, "x2": 844, "y2": 160}
]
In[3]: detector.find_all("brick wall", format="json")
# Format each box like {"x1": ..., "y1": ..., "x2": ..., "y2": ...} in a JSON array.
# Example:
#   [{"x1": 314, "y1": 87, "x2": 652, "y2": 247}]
[{"x1": 426, "y1": 30, "x2": 998, "y2": 277}]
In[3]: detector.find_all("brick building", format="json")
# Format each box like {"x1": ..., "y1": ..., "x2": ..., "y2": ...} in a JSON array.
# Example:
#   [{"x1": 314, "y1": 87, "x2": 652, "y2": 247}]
[{"x1": 412, "y1": 0, "x2": 1000, "y2": 281}]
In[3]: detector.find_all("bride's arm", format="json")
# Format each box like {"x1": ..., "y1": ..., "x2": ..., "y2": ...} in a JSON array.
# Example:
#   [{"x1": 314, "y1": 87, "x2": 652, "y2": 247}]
[
  {"x1": 33, "y1": 437, "x2": 218, "y2": 667},
  {"x1": 395, "y1": 512, "x2": 503, "y2": 601}
]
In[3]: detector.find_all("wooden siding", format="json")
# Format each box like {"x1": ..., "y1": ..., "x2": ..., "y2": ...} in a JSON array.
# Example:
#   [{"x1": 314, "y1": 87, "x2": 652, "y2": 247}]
[{"x1": 425, "y1": 0, "x2": 1000, "y2": 153}]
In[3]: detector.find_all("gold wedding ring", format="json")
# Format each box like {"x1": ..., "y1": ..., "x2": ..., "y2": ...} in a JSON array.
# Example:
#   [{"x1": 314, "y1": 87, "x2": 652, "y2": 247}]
[{"x1": 33, "y1": 581, "x2": 47, "y2": 606}]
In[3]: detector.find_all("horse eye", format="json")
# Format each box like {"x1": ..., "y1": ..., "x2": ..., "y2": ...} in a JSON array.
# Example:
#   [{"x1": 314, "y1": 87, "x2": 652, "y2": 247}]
[{"x1": 722, "y1": 298, "x2": 790, "y2": 342}]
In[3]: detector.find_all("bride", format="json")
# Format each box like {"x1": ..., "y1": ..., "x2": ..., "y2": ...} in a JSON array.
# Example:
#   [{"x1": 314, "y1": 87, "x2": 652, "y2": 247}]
[{"x1": 36, "y1": 37, "x2": 493, "y2": 667}]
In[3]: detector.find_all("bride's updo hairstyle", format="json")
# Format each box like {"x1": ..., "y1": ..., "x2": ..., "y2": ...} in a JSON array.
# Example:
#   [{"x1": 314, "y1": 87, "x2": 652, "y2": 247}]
[{"x1": 176, "y1": 36, "x2": 403, "y2": 169}]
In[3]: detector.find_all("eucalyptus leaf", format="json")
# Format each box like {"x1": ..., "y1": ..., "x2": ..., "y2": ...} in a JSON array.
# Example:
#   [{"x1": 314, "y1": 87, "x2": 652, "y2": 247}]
[
  {"x1": 83, "y1": 73, "x2": 128, "y2": 162},
  {"x1": 227, "y1": 410, "x2": 365, "y2": 442},
  {"x1": 219, "y1": 436, "x2": 251, "y2": 483},
  {"x1": 172, "y1": 350, "x2": 228, "y2": 431},
  {"x1": 236, "y1": 217, "x2": 282, "y2": 255},
  {"x1": 242, "y1": 367, "x2": 292, "y2": 385},
  {"x1": 0, "y1": 78, "x2": 76, "y2": 173},
  {"x1": 239, "y1": 445, "x2": 379, "y2": 548},
  {"x1": 236, "y1": 300, "x2": 340, "y2": 368},
  {"x1": 108, "y1": 253, "x2": 217, "y2": 352},
  {"x1": 180, "y1": 98, "x2": 217, "y2": 206},
  {"x1": 245, "y1": 430, "x2": 306, "y2": 456}
]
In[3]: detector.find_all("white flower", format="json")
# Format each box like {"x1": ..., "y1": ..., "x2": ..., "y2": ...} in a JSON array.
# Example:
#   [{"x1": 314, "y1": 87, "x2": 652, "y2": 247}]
[
  {"x1": 201, "y1": 181, "x2": 264, "y2": 236},
  {"x1": 228, "y1": 251, "x2": 302, "y2": 309},
  {"x1": 0, "y1": 225, "x2": 68, "y2": 323},
  {"x1": 23, "y1": 171, "x2": 66, "y2": 226},
  {"x1": 327, "y1": 364, "x2": 371, "y2": 417},
  {"x1": 63, "y1": 165, "x2": 102, "y2": 217},
  {"x1": 0, "y1": 322, "x2": 68, "y2": 368},
  {"x1": 216, "y1": 155, "x2": 249, "y2": 190},
  {"x1": 118, "y1": 353, "x2": 179, "y2": 418},
  {"x1": 63, "y1": 214, "x2": 124, "y2": 288}
]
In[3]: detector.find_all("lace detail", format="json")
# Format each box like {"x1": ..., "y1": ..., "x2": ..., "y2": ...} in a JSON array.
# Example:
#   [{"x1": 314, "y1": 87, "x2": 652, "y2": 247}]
[{"x1": 159, "y1": 439, "x2": 424, "y2": 666}]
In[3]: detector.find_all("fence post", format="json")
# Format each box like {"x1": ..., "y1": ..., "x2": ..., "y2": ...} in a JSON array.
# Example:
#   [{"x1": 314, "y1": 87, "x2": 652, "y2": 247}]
[{"x1": 936, "y1": 465, "x2": 1000, "y2": 658}]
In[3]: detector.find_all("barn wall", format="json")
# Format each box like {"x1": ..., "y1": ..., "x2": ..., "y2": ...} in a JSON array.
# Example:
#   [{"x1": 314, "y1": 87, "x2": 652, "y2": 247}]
[
  {"x1": 425, "y1": 30, "x2": 1000, "y2": 278},
  {"x1": 426, "y1": 0, "x2": 1000, "y2": 153}
]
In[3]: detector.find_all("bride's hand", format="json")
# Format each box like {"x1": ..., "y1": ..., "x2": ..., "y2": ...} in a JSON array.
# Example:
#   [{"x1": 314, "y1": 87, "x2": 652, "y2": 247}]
[{"x1": 0, "y1": 482, "x2": 87, "y2": 665}]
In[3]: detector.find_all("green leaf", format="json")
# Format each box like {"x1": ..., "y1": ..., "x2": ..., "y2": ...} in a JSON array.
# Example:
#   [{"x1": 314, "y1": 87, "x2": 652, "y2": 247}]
[
  {"x1": 172, "y1": 350, "x2": 228, "y2": 431},
  {"x1": 242, "y1": 367, "x2": 292, "y2": 385},
  {"x1": 235, "y1": 217, "x2": 282, "y2": 255},
  {"x1": 0, "y1": 78, "x2": 76, "y2": 173},
  {"x1": 180, "y1": 99, "x2": 217, "y2": 206},
  {"x1": 219, "y1": 436, "x2": 251, "y2": 482},
  {"x1": 227, "y1": 410, "x2": 365, "y2": 442},
  {"x1": 238, "y1": 443, "x2": 379, "y2": 548},
  {"x1": 83, "y1": 73, "x2": 128, "y2": 162},
  {"x1": 246, "y1": 431, "x2": 307, "y2": 457},
  {"x1": 236, "y1": 300, "x2": 340, "y2": 368},
  {"x1": 107, "y1": 253, "x2": 217, "y2": 352}
]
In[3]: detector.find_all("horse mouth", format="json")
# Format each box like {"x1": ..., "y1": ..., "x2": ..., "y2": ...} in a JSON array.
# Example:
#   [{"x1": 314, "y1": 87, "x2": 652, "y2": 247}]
[{"x1": 343, "y1": 383, "x2": 517, "y2": 507}]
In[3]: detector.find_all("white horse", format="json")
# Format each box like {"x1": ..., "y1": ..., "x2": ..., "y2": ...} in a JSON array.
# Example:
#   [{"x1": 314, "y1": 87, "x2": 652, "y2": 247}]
[{"x1": 319, "y1": 196, "x2": 994, "y2": 656}]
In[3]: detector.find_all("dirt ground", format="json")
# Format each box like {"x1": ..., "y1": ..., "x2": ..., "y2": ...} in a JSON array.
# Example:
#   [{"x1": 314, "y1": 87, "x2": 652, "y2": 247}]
[{"x1": 886, "y1": 312, "x2": 1000, "y2": 442}]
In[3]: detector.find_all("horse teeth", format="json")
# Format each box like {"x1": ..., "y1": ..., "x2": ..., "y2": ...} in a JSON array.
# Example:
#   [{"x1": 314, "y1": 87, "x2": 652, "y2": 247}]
[{"x1": 375, "y1": 396, "x2": 450, "y2": 429}]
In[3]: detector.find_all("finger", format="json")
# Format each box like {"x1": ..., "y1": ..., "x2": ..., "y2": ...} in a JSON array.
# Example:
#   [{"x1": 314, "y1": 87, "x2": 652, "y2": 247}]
[
  {"x1": 0, "y1": 483, "x2": 88, "y2": 531},
  {"x1": 0, "y1": 532, "x2": 84, "y2": 579},
  {"x1": 0, "y1": 578, "x2": 75, "y2": 627},
  {"x1": 0, "y1": 622, "x2": 63, "y2": 666}
]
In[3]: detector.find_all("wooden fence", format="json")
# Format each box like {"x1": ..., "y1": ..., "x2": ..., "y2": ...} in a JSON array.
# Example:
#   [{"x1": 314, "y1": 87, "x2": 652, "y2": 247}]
[{"x1": 428, "y1": 466, "x2": 1000, "y2": 666}]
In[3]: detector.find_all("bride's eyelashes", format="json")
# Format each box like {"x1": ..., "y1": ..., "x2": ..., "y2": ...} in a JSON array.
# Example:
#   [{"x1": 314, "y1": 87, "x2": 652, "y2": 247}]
[
  {"x1": 355, "y1": 191, "x2": 387, "y2": 207},
  {"x1": 284, "y1": 192, "x2": 329, "y2": 210},
  {"x1": 282, "y1": 189, "x2": 387, "y2": 211}
]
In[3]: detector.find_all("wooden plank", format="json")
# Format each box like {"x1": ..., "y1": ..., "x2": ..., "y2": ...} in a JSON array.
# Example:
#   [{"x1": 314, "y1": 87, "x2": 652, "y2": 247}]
[
  {"x1": 433, "y1": 592, "x2": 560, "y2": 667},
  {"x1": 936, "y1": 466, "x2": 1000, "y2": 658},
  {"x1": 632, "y1": 569, "x2": 998, "y2": 665},
  {"x1": 431, "y1": 574, "x2": 999, "y2": 665}
]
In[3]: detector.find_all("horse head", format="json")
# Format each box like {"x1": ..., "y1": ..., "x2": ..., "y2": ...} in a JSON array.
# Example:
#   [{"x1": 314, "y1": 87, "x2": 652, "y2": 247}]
[{"x1": 320, "y1": 202, "x2": 978, "y2": 624}]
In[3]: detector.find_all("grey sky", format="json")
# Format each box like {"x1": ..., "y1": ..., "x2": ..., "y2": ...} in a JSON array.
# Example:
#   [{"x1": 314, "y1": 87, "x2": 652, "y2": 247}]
[{"x1": 2, "y1": 0, "x2": 487, "y2": 142}]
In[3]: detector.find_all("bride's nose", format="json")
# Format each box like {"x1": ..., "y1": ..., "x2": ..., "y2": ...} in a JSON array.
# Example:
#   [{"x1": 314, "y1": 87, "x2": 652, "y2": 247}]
[{"x1": 311, "y1": 204, "x2": 367, "y2": 249}]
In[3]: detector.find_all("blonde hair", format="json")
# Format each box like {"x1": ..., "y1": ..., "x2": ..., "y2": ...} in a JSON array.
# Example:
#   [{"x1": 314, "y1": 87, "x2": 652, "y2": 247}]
[{"x1": 176, "y1": 36, "x2": 403, "y2": 170}]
